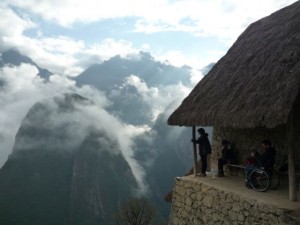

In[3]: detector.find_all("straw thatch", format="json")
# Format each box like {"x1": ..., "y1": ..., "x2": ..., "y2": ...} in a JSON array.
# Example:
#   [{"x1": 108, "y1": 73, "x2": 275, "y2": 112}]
[{"x1": 168, "y1": 1, "x2": 300, "y2": 129}]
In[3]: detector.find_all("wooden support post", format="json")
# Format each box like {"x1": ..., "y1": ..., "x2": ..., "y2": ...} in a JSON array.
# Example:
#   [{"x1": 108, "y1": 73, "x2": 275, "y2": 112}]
[
  {"x1": 192, "y1": 126, "x2": 198, "y2": 176},
  {"x1": 288, "y1": 144, "x2": 297, "y2": 201},
  {"x1": 287, "y1": 109, "x2": 297, "y2": 201}
]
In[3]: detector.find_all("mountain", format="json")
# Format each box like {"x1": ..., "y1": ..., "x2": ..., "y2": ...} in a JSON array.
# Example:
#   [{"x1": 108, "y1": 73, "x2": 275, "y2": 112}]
[
  {"x1": 74, "y1": 51, "x2": 195, "y2": 126},
  {"x1": 0, "y1": 49, "x2": 52, "y2": 80},
  {"x1": 133, "y1": 111, "x2": 193, "y2": 219},
  {"x1": 72, "y1": 52, "x2": 213, "y2": 218},
  {"x1": 0, "y1": 50, "x2": 213, "y2": 223},
  {"x1": 74, "y1": 51, "x2": 192, "y2": 92},
  {"x1": 0, "y1": 93, "x2": 138, "y2": 225}
]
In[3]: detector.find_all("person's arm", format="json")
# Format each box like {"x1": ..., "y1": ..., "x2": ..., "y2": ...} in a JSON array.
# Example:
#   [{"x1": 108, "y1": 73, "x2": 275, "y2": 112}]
[
  {"x1": 254, "y1": 151, "x2": 263, "y2": 166},
  {"x1": 265, "y1": 149, "x2": 276, "y2": 168},
  {"x1": 205, "y1": 138, "x2": 211, "y2": 154},
  {"x1": 191, "y1": 138, "x2": 200, "y2": 144}
]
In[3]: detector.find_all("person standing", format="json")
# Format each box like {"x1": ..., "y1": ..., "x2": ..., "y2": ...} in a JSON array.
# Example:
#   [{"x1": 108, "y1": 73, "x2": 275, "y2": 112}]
[{"x1": 192, "y1": 128, "x2": 211, "y2": 177}]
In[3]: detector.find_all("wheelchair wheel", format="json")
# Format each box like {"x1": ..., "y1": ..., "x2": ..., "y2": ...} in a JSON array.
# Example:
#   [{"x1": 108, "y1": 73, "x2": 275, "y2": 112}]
[
  {"x1": 249, "y1": 168, "x2": 271, "y2": 192},
  {"x1": 269, "y1": 169, "x2": 280, "y2": 190}
]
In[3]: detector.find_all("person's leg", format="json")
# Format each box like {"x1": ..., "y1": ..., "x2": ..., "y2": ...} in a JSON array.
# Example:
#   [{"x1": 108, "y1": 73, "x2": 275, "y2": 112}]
[
  {"x1": 218, "y1": 158, "x2": 227, "y2": 176},
  {"x1": 245, "y1": 164, "x2": 255, "y2": 187},
  {"x1": 245, "y1": 164, "x2": 255, "y2": 176},
  {"x1": 201, "y1": 154, "x2": 207, "y2": 174}
]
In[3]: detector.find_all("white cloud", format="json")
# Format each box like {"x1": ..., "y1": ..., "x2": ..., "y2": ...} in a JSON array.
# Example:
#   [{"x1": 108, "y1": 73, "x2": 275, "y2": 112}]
[
  {"x1": 73, "y1": 103, "x2": 149, "y2": 193},
  {"x1": 2, "y1": 34, "x2": 141, "y2": 76},
  {"x1": 0, "y1": 64, "x2": 83, "y2": 166},
  {"x1": 84, "y1": 39, "x2": 138, "y2": 62},
  {"x1": 5, "y1": 0, "x2": 297, "y2": 36},
  {"x1": 155, "y1": 49, "x2": 224, "y2": 78},
  {"x1": 19, "y1": 36, "x2": 86, "y2": 76},
  {"x1": 5, "y1": 0, "x2": 167, "y2": 26},
  {"x1": 0, "y1": 3, "x2": 35, "y2": 51},
  {"x1": 189, "y1": 68, "x2": 204, "y2": 86},
  {"x1": 123, "y1": 74, "x2": 191, "y2": 121},
  {"x1": 0, "y1": 4, "x2": 34, "y2": 37},
  {"x1": 0, "y1": 0, "x2": 298, "y2": 77},
  {"x1": 133, "y1": 0, "x2": 298, "y2": 44},
  {"x1": 0, "y1": 63, "x2": 150, "y2": 192},
  {"x1": 0, "y1": 64, "x2": 47, "y2": 167}
]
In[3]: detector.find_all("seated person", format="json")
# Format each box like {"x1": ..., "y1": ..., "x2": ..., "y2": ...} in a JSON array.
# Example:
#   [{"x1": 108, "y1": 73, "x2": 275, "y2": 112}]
[
  {"x1": 217, "y1": 140, "x2": 235, "y2": 177},
  {"x1": 245, "y1": 140, "x2": 276, "y2": 183}
]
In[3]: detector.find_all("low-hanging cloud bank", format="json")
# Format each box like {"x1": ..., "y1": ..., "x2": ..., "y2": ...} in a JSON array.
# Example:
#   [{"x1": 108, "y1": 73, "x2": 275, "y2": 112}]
[{"x1": 0, "y1": 61, "x2": 195, "y2": 193}]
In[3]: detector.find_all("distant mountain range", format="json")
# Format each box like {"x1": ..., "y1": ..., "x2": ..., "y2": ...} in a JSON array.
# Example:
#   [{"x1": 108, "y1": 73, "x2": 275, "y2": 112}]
[
  {"x1": 74, "y1": 51, "x2": 192, "y2": 92},
  {"x1": 74, "y1": 51, "x2": 196, "y2": 126},
  {"x1": 0, "y1": 49, "x2": 212, "y2": 224}
]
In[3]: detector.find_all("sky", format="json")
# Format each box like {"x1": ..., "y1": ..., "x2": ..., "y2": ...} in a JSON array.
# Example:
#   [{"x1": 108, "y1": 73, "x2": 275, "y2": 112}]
[{"x1": 0, "y1": 0, "x2": 298, "y2": 76}]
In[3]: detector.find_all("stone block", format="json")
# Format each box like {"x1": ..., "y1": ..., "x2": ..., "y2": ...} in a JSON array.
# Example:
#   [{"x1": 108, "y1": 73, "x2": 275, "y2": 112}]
[
  {"x1": 202, "y1": 195, "x2": 214, "y2": 208},
  {"x1": 238, "y1": 213, "x2": 245, "y2": 222},
  {"x1": 226, "y1": 193, "x2": 234, "y2": 203},
  {"x1": 185, "y1": 197, "x2": 192, "y2": 206}
]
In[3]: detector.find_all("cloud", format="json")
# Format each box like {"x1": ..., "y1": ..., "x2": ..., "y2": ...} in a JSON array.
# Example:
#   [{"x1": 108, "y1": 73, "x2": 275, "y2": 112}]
[
  {"x1": 6, "y1": 0, "x2": 296, "y2": 33},
  {"x1": 0, "y1": 64, "x2": 47, "y2": 167},
  {"x1": 0, "y1": 59, "x2": 195, "y2": 189},
  {"x1": 0, "y1": 63, "x2": 96, "y2": 164},
  {"x1": 0, "y1": 63, "x2": 152, "y2": 192},
  {"x1": 1, "y1": 0, "x2": 297, "y2": 77},
  {"x1": 5, "y1": 0, "x2": 167, "y2": 27},
  {"x1": 82, "y1": 39, "x2": 138, "y2": 67},
  {"x1": 155, "y1": 50, "x2": 218, "y2": 73},
  {"x1": 117, "y1": 74, "x2": 191, "y2": 121},
  {"x1": 70, "y1": 100, "x2": 149, "y2": 193},
  {"x1": 0, "y1": 3, "x2": 34, "y2": 39},
  {"x1": 0, "y1": 3, "x2": 141, "y2": 75},
  {"x1": 133, "y1": 0, "x2": 297, "y2": 43}
]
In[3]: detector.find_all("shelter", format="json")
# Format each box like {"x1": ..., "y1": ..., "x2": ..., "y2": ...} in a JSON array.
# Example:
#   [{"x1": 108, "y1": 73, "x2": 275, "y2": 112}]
[{"x1": 168, "y1": 1, "x2": 300, "y2": 201}]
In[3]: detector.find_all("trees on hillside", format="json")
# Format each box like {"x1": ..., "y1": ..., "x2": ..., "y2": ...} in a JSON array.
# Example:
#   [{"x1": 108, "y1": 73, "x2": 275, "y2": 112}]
[{"x1": 114, "y1": 198, "x2": 155, "y2": 225}]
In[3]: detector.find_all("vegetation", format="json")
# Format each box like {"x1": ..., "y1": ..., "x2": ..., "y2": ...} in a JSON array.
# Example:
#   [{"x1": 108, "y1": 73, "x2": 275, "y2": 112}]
[{"x1": 114, "y1": 198, "x2": 156, "y2": 225}]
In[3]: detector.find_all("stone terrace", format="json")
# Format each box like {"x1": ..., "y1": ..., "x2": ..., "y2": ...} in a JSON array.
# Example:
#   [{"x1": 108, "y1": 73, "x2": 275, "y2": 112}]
[{"x1": 168, "y1": 175, "x2": 300, "y2": 225}]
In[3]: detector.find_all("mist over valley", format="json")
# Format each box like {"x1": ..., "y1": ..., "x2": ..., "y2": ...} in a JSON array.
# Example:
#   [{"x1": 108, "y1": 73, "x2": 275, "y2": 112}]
[{"x1": 0, "y1": 49, "x2": 211, "y2": 224}]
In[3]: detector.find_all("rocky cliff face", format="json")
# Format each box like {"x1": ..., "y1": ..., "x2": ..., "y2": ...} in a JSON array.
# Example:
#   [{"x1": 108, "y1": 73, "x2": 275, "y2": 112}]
[
  {"x1": 68, "y1": 129, "x2": 138, "y2": 225},
  {"x1": 0, "y1": 93, "x2": 138, "y2": 225}
]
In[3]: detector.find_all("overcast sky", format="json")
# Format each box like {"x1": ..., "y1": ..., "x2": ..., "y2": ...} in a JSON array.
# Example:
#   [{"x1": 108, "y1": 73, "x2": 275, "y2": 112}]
[{"x1": 0, "y1": 0, "x2": 297, "y2": 76}]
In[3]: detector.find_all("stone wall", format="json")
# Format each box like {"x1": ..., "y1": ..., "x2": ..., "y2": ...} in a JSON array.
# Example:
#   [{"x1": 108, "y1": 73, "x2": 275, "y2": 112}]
[{"x1": 168, "y1": 178, "x2": 298, "y2": 225}]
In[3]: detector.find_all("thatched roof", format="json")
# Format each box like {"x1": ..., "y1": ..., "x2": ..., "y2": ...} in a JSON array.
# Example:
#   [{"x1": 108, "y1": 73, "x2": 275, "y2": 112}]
[{"x1": 168, "y1": 1, "x2": 300, "y2": 129}]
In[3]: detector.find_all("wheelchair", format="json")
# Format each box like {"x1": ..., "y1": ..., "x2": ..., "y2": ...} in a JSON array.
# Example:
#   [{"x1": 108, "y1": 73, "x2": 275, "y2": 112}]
[{"x1": 245, "y1": 167, "x2": 280, "y2": 192}]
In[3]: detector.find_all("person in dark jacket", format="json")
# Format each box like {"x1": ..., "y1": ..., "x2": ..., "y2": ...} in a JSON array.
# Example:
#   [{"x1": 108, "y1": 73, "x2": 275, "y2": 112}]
[
  {"x1": 253, "y1": 139, "x2": 276, "y2": 170},
  {"x1": 191, "y1": 128, "x2": 211, "y2": 177},
  {"x1": 245, "y1": 140, "x2": 276, "y2": 186},
  {"x1": 217, "y1": 140, "x2": 235, "y2": 177}
]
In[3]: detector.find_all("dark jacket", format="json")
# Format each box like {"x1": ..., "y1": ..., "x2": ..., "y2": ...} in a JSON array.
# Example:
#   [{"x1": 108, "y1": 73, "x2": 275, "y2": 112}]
[
  {"x1": 221, "y1": 146, "x2": 235, "y2": 162},
  {"x1": 194, "y1": 133, "x2": 211, "y2": 155},
  {"x1": 254, "y1": 147, "x2": 276, "y2": 168}
]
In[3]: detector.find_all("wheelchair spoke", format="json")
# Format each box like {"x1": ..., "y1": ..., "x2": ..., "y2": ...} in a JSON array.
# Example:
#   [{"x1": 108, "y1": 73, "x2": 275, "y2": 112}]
[{"x1": 249, "y1": 169, "x2": 271, "y2": 192}]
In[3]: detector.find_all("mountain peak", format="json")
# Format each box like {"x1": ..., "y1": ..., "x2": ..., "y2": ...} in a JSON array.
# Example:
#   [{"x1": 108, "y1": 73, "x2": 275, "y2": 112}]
[{"x1": 0, "y1": 49, "x2": 52, "y2": 80}]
